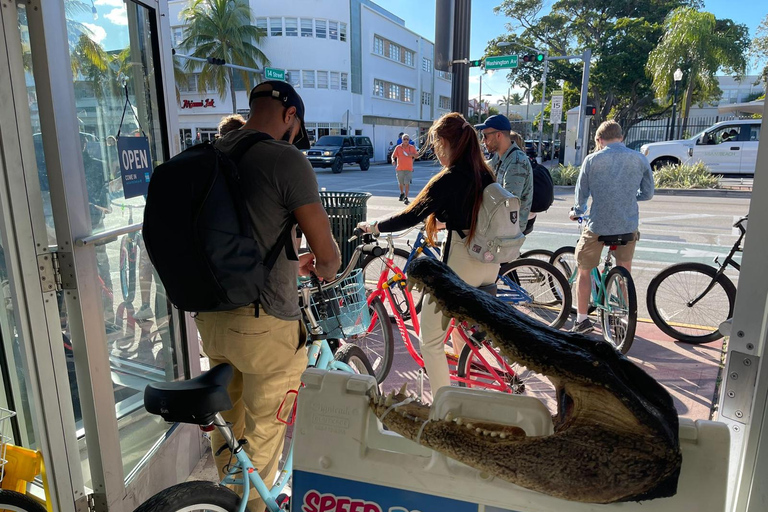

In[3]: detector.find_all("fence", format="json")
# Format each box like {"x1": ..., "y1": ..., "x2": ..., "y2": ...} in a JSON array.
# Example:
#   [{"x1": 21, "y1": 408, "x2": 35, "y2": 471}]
[{"x1": 623, "y1": 115, "x2": 753, "y2": 150}]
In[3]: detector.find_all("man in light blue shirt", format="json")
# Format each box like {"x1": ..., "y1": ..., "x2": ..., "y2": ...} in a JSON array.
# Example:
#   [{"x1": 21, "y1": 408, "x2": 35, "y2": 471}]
[{"x1": 569, "y1": 120, "x2": 654, "y2": 333}]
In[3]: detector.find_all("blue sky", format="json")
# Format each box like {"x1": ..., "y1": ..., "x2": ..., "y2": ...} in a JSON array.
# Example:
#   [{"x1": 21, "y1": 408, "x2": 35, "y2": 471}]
[{"x1": 387, "y1": 0, "x2": 767, "y2": 104}]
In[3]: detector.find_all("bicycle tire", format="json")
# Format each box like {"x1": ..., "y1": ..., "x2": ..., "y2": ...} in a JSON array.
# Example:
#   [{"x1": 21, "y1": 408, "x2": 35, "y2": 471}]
[
  {"x1": 360, "y1": 247, "x2": 423, "y2": 317},
  {"x1": 646, "y1": 262, "x2": 736, "y2": 344},
  {"x1": 119, "y1": 235, "x2": 137, "y2": 303},
  {"x1": 0, "y1": 490, "x2": 47, "y2": 512},
  {"x1": 344, "y1": 297, "x2": 394, "y2": 383},
  {"x1": 497, "y1": 258, "x2": 572, "y2": 329},
  {"x1": 456, "y1": 343, "x2": 526, "y2": 394},
  {"x1": 599, "y1": 266, "x2": 637, "y2": 354},
  {"x1": 133, "y1": 481, "x2": 242, "y2": 512},
  {"x1": 334, "y1": 343, "x2": 376, "y2": 377},
  {"x1": 520, "y1": 249, "x2": 554, "y2": 261}
]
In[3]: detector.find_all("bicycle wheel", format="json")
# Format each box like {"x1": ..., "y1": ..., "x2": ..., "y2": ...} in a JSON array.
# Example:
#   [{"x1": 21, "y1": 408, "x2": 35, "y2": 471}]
[
  {"x1": 0, "y1": 489, "x2": 47, "y2": 512},
  {"x1": 344, "y1": 297, "x2": 394, "y2": 383},
  {"x1": 360, "y1": 247, "x2": 423, "y2": 317},
  {"x1": 599, "y1": 266, "x2": 637, "y2": 354},
  {"x1": 334, "y1": 343, "x2": 376, "y2": 377},
  {"x1": 456, "y1": 343, "x2": 526, "y2": 394},
  {"x1": 119, "y1": 235, "x2": 137, "y2": 303},
  {"x1": 646, "y1": 262, "x2": 736, "y2": 343},
  {"x1": 550, "y1": 246, "x2": 596, "y2": 314},
  {"x1": 133, "y1": 481, "x2": 242, "y2": 512},
  {"x1": 497, "y1": 259, "x2": 571, "y2": 329},
  {"x1": 520, "y1": 249, "x2": 554, "y2": 262}
]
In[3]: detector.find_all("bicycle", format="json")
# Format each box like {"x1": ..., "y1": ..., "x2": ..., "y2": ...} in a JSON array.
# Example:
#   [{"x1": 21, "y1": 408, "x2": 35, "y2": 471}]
[
  {"x1": 646, "y1": 215, "x2": 745, "y2": 343},
  {"x1": 135, "y1": 244, "x2": 379, "y2": 512},
  {"x1": 0, "y1": 408, "x2": 47, "y2": 512},
  {"x1": 356, "y1": 228, "x2": 567, "y2": 389},
  {"x1": 550, "y1": 218, "x2": 638, "y2": 354}
]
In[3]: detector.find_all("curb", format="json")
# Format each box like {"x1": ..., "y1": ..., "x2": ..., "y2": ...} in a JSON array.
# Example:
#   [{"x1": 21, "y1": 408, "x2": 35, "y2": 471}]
[{"x1": 553, "y1": 185, "x2": 751, "y2": 198}]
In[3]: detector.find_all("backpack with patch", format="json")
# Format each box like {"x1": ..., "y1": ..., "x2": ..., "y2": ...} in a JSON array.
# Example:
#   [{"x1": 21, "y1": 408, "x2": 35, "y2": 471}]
[
  {"x1": 465, "y1": 183, "x2": 526, "y2": 263},
  {"x1": 143, "y1": 132, "x2": 294, "y2": 313},
  {"x1": 530, "y1": 161, "x2": 555, "y2": 213}
]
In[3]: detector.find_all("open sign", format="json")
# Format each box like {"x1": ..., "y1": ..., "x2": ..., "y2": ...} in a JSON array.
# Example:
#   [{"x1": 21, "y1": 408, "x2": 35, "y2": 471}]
[{"x1": 117, "y1": 135, "x2": 152, "y2": 198}]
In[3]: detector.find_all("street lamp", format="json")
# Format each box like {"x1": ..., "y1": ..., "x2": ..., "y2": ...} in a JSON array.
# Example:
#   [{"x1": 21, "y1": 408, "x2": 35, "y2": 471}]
[{"x1": 670, "y1": 68, "x2": 683, "y2": 141}]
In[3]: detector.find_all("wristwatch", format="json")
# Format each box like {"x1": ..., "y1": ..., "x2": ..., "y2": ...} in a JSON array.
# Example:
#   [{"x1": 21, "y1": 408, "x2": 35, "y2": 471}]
[{"x1": 371, "y1": 220, "x2": 380, "y2": 236}]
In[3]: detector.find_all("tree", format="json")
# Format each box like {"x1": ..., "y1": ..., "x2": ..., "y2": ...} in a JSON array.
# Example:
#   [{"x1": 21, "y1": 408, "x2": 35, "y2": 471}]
[
  {"x1": 180, "y1": 0, "x2": 268, "y2": 113},
  {"x1": 647, "y1": 7, "x2": 749, "y2": 135},
  {"x1": 750, "y1": 14, "x2": 768, "y2": 85},
  {"x1": 499, "y1": 92, "x2": 523, "y2": 106}
]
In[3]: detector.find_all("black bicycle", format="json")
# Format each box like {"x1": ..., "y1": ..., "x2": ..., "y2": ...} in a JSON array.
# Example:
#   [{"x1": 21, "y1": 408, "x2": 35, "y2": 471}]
[{"x1": 646, "y1": 215, "x2": 746, "y2": 344}]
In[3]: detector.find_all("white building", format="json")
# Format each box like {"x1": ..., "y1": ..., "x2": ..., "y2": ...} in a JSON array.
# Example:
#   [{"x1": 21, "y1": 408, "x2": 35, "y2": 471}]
[
  {"x1": 687, "y1": 75, "x2": 765, "y2": 117},
  {"x1": 168, "y1": 0, "x2": 451, "y2": 161}
]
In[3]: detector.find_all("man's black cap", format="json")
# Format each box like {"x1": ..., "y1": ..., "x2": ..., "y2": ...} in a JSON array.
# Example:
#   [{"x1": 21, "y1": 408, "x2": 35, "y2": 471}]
[{"x1": 249, "y1": 80, "x2": 310, "y2": 150}]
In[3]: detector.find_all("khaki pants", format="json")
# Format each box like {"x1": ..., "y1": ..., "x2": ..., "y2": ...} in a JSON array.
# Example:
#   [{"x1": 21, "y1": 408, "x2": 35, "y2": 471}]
[
  {"x1": 419, "y1": 232, "x2": 499, "y2": 392},
  {"x1": 195, "y1": 306, "x2": 307, "y2": 511}
]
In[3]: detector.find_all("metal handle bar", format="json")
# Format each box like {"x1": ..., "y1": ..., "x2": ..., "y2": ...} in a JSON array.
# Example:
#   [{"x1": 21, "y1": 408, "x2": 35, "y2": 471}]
[{"x1": 298, "y1": 243, "x2": 382, "y2": 295}]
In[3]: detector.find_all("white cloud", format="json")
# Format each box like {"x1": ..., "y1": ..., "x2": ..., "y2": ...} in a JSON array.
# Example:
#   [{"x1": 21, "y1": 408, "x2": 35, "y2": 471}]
[
  {"x1": 104, "y1": 7, "x2": 128, "y2": 26},
  {"x1": 82, "y1": 22, "x2": 107, "y2": 44},
  {"x1": 95, "y1": 0, "x2": 124, "y2": 7}
]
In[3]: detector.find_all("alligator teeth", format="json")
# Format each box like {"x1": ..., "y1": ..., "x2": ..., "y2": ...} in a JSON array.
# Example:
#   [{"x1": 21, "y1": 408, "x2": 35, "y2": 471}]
[
  {"x1": 466, "y1": 423, "x2": 474, "y2": 429},
  {"x1": 407, "y1": 281, "x2": 415, "y2": 293},
  {"x1": 491, "y1": 432, "x2": 498, "y2": 438},
  {"x1": 426, "y1": 295, "x2": 436, "y2": 306},
  {"x1": 441, "y1": 314, "x2": 450, "y2": 330},
  {"x1": 399, "y1": 383, "x2": 408, "y2": 395},
  {"x1": 499, "y1": 433, "x2": 507, "y2": 439},
  {"x1": 483, "y1": 430, "x2": 491, "y2": 436},
  {"x1": 385, "y1": 394, "x2": 395, "y2": 407},
  {"x1": 455, "y1": 417, "x2": 463, "y2": 426},
  {"x1": 444, "y1": 411, "x2": 454, "y2": 422},
  {"x1": 476, "y1": 428, "x2": 482, "y2": 434}
]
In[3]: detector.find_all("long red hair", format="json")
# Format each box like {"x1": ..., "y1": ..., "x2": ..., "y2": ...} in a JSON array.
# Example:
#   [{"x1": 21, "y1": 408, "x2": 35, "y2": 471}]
[{"x1": 407, "y1": 112, "x2": 494, "y2": 246}]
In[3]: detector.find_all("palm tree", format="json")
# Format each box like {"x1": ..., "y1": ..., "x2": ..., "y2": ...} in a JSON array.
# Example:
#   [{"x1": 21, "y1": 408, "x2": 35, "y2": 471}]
[
  {"x1": 180, "y1": 0, "x2": 269, "y2": 113},
  {"x1": 647, "y1": 7, "x2": 749, "y2": 135}
]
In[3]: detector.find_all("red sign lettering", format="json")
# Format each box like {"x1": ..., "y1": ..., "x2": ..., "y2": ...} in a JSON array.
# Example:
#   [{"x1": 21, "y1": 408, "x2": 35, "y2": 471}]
[
  {"x1": 301, "y1": 490, "x2": 382, "y2": 512},
  {"x1": 181, "y1": 98, "x2": 216, "y2": 109}
]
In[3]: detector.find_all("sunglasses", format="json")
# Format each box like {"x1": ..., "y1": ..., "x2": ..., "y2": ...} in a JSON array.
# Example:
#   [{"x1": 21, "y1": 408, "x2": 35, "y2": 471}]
[{"x1": 481, "y1": 130, "x2": 500, "y2": 139}]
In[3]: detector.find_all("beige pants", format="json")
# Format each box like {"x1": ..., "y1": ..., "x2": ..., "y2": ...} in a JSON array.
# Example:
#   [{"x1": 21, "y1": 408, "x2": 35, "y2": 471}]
[
  {"x1": 419, "y1": 232, "x2": 499, "y2": 392},
  {"x1": 195, "y1": 306, "x2": 306, "y2": 511}
]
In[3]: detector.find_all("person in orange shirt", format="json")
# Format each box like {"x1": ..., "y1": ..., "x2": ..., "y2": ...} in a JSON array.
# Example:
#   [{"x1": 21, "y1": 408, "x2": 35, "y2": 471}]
[{"x1": 392, "y1": 133, "x2": 419, "y2": 204}]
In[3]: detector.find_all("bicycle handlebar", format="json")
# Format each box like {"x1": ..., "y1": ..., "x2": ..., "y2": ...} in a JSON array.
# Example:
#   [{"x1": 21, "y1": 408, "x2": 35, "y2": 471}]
[{"x1": 299, "y1": 242, "x2": 382, "y2": 294}]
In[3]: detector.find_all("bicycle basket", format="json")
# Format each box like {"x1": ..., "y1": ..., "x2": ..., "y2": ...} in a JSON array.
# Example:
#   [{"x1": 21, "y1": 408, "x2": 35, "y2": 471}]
[
  {"x1": 0, "y1": 407, "x2": 16, "y2": 482},
  {"x1": 309, "y1": 269, "x2": 371, "y2": 339}
]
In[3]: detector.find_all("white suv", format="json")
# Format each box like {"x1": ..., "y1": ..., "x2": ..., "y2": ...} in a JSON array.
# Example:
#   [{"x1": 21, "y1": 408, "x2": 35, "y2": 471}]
[{"x1": 640, "y1": 119, "x2": 761, "y2": 175}]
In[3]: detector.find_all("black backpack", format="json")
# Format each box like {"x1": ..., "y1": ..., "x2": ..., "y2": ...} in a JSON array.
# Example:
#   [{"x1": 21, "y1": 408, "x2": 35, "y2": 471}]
[
  {"x1": 143, "y1": 132, "x2": 294, "y2": 313},
  {"x1": 530, "y1": 161, "x2": 555, "y2": 213}
]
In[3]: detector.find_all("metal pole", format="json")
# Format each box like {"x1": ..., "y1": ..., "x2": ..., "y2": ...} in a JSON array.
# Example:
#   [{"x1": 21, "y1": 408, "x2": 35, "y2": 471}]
[
  {"x1": 670, "y1": 80, "x2": 678, "y2": 141},
  {"x1": 537, "y1": 51, "x2": 549, "y2": 162},
  {"x1": 506, "y1": 86, "x2": 510, "y2": 118},
  {"x1": 574, "y1": 48, "x2": 592, "y2": 166},
  {"x1": 450, "y1": 0, "x2": 471, "y2": 116},
  {"x1": 174, "y1": 52, "x2": 262, "y2": 74},
  {"x1": 478, "y1": 73, "x2": 482, "y2": 121}
]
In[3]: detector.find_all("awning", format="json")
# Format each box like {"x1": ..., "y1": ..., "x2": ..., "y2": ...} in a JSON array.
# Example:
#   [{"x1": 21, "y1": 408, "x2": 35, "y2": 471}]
[{"x1": 717, "y1": 100, "x2": 764, "y2": 115}]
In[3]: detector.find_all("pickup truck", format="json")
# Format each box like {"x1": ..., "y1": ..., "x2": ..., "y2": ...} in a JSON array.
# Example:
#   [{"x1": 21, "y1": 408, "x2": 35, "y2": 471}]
[
  {"x1": 640, "y1": 119, "x2": 761, "y2": 175},
  {"x1": 303, "y1": 135, "x2": 373, "y2": 173}
]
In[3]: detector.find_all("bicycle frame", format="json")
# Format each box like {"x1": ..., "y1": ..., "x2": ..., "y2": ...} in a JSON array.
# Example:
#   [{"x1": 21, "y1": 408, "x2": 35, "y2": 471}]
[{"x1": 686, "y1": 222, "x2": 745, "y2": 308}]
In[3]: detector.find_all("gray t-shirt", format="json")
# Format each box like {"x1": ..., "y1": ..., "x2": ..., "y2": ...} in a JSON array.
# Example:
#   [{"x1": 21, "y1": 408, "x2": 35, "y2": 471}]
[{"x1": 216, "y1": 130, "x2": 320, "y2": 320}]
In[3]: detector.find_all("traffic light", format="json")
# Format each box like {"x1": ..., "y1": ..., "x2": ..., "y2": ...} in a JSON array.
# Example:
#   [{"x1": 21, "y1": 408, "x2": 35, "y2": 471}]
[
  {"x1": 469, "y1": 58, "x2": 483, "y2": 68},
  {"x1": 585, "y1": 105, "x2": 597, "y2": 116},
  {"x1": 521, "y1": 53, "x2": 545, "y2": 63},
  {"x1": 207, "y1": 57, "x2": 226, "y2": 65}
]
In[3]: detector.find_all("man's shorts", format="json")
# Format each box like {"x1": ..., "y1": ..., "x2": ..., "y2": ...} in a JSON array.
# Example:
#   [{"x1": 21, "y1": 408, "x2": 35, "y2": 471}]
[
  {"x1": 396, "y1": 170, "x2": 412, "y2": 185},
  {"x1": 575, "y1": 229, "x2": 640, "y2": 269}
]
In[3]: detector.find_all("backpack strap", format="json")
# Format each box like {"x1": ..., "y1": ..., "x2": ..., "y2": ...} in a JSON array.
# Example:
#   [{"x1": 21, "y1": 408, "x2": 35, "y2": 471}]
[{"x1": 228, "y1": 131, "x2": 274, "y2": 162}]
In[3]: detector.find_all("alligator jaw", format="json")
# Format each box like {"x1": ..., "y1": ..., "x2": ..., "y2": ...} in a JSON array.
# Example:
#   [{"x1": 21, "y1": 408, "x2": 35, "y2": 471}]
[{"x1": 369, "y1": 257, "x2": 682, "y2": 504}]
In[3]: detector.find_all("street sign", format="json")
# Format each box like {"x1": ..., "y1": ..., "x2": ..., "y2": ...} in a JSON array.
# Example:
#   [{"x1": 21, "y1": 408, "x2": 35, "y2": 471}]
[
  {"x1": 264, "y1": 67, "x2": 285, "y2": 81},
  {"x1": 550, "y1": 90, "x2": 564, "y2": 125},
  {"x1": 484, "y1": 55, "x2": 518, "y2": 70}
]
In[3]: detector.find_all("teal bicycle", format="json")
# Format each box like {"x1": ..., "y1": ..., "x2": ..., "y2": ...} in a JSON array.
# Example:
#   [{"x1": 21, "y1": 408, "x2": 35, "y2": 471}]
[
  {"x1": 550, "y1": 218, "x2": 638, "y2": 354},
  {"x1": 135, "y1": 243, "x2": 381, "y2": 512}
]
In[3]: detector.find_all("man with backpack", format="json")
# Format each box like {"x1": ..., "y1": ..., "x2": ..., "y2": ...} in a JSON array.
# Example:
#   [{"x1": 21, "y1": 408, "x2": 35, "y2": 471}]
[
  {"x1": 476, "y1": 115, "x2": 533, "y2": 233},
  {"x1": 145, "y1": 81, "x2": 340, "y2": 511}
]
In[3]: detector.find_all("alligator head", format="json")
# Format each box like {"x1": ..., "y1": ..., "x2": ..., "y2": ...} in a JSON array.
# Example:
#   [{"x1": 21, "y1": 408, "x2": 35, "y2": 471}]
[{"x1": 369, "y1": 257, "x2": 681, "y2": 504}]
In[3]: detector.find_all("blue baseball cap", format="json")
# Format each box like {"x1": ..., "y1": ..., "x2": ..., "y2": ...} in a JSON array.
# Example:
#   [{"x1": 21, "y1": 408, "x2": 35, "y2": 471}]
[{"x1": 475, "y1": 114, "x2": 512, "y2": 132}]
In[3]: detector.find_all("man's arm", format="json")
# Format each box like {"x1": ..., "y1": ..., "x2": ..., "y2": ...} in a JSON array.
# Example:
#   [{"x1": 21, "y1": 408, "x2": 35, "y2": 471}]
[
  {"x1": 637, "y1": 159, "x2": 655, "y2": 201},
  {"x1": 294, "y1": 203, "x2": 341, "y2": 280},
  {"x1": 572, "y1": 158, "x2": 591, "y2": 217}
]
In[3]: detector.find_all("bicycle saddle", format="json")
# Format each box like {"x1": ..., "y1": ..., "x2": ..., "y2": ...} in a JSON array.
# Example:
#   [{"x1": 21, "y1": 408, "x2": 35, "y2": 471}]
[
  {"x1": 597, "y1": 233, "x2": 635, "y2": 246},
  {"x1": 144, "y1": 363, "x2": 233, "y2": 425},
  {"x1": 478, "y1": 283, "x2": 497, "y2": 296}
]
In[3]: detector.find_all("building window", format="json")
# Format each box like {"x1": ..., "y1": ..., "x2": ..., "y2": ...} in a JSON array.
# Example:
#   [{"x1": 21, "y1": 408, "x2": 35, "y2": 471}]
[
  {"x1": 341, "y1": 73, "x2": 348, "y2": 90},
  {"x1": 315, "y1": 19, "x2": 327, "y2": 39},
  {"x1": 270, "y1": 18, "x2": 283, "y2": 37},
  {"x1": 330, "y1": 71, "x2": 340, "y2": 90},
  {"x1": 437, "y1": 70, "x2": 452, "y2": 80},
  {"x1": 285, "y1": 18, "x2": 298, "y2": 37},
  {"x1": 329, "y1": 21, "x2": 338, "y2": 40},
  {"x1": 317, "y1": 71, "x2": 329, "y2": 89},
  {"x1": 389, "y1": 44, "x2": 400, "y2": 61},
  {"x1": 255, "y1": 17, "x2": 267, "y2": 35},
  {"x1": 388, "y1": 84, "x2": 400, "y2": 100},
  {"x1": 422, "y1": 57, "x2": 432, "y2": 73},
  {"x1": 421, "y1": 92, "x2": 431, "y2": 105},
  {"x1": 404, "y1": 88, "x2": 413, "y2": 103},
  {"x1": 302, "y1": 70, "x2": 315, "y2": 88},
  {"x1": 374, "y1": 36, "x2": 384, "y2": 55},
  {"x1": 288, "y1": 69, "x2": 300, "y2": 87},
  {"x1": 404, "y1": 50, "x2": 414, "y2": 67},
  {"x1": 301, "y1": 18, "x2": 313, "y2": 37},
  {"x1": 439, "y1": 95, "x2": 451, "y2": 109},
  {"x1": 374, "y1": 79, "x2": 385, "y2": 97},
  {"x1": 340, "y1": 23, "x2": 347, "y2": 42},
  {"x1": 172, "y1": 26, "x2": 184, "y2": 46}
]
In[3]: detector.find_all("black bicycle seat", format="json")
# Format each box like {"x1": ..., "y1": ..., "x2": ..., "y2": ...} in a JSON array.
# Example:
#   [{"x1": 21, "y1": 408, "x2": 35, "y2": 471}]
[
  {"x1": 144, "y1": 363, "x2": 233, "y2": 425},
  {"x1": 598, "y1": 233, "x2": 635, "y2": 246},
  {"x1": 478, "y1": 283, "x2": 497, "y2": 296}
]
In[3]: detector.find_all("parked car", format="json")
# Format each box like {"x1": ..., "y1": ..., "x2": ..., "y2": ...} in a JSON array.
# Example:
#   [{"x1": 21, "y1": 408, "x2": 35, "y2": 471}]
[
  {"x1": 640, "y1": 119, "x2": 761, "y2": 174},
  {"x1": 524, "y1": 140, "x2": 538, "y2": 159},
  {"x1": 303, "y1": 135, "x2": 373, "y2": 173}
]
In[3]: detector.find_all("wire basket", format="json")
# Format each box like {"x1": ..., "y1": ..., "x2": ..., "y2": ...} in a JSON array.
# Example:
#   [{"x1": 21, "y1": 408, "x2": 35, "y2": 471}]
[
  {"x1": 308, "y1": 269, "x2": 371, "y2": 339},
  {"x1": 0, "y1": 407, "x2": 16, "y2": 483}
]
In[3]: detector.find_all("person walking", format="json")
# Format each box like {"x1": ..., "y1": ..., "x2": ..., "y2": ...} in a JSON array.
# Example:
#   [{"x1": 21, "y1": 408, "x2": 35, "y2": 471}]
[
  {"x1": 218, "y1": 113, "x2": 246, "y2": 136},
  {"x1": 194, "y1": 81, "x2": 341, "y2": 511},
  {"x1": 392, "y1": 133, "x2": 419, "y2": 204},
  {"x1": 569, "y1": 120, "x2": 654, "y2": 334},
  {"x1": 476, "y1": 115, "x2": 533, "y2": 234},
  {"x1": 358, "y1": 113, "x2": 497, "y2": 393}
]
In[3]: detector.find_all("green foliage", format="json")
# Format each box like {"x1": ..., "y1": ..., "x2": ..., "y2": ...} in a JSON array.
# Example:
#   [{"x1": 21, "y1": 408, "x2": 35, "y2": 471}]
[
  {"x1": 551, "y1": 164, "x2": 580, "y2": 186},
  {"x1": 654, "y1": 162, "x2": 720, "y2": 189},
  {"x1": 750, "y1": 15, "x2": 768, "y2": 85}
]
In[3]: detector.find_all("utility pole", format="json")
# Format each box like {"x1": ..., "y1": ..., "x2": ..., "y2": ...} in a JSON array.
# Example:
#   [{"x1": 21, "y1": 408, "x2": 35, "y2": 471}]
[
  {"x1": 574, "y1": 49, "x2": 592, "y2": 166},
  {"x1": 450, "y1": 0, "x2": 471, "y2": 116},
  {"x1": 537, "y1": 50, "x2": 549, "y2": 162},
  {"x1": 478, "y1": 73, "x2": 483, "y2": 121}
]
